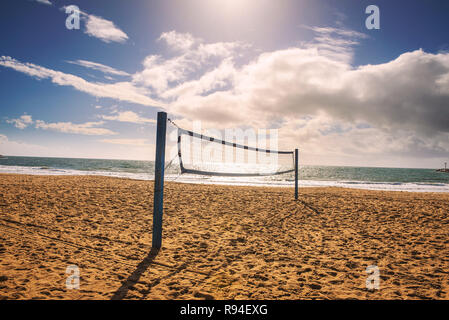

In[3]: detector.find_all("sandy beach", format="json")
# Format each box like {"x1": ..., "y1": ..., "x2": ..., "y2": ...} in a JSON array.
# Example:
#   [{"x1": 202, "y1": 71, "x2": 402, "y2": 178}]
[{"x1": 0, "y1": 173, "x2": 448, "y2": 300}]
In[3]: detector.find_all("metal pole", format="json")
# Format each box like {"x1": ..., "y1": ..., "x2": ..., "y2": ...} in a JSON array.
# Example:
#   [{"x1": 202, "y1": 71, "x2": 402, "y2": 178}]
[
  {"x1": 152, "y1": 111, "x2": 167, "y2": 249},
  {"x1": 295, "y1": 149, "x2": 299, "y2": 200}
]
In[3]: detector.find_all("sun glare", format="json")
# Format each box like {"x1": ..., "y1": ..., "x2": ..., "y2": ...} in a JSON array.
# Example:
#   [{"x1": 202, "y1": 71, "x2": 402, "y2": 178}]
[{"x1": 211, "y1": 0, "x2": 254, "y2": 13}]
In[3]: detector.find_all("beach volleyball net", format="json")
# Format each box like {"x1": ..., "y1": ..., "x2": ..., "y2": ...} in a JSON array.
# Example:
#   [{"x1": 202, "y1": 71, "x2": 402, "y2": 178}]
[
  {"x1": 176, "y1": 127, "x2": 295, "y2": 177},
  {"x1": 152, "y1": 112, "x2": 299, "y2": 249}
]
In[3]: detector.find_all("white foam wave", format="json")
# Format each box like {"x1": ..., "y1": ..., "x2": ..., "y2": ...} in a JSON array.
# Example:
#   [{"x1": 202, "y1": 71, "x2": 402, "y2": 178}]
[
  {"x1": 1, "y1": 165, "x2": 448, "y2": 193},
  {"x1": 172, "y1": 174, "x2": 449, "y2": 192}
]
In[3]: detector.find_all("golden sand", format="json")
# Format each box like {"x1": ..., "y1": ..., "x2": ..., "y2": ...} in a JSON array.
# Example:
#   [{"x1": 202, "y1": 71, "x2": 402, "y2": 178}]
[{"x1": 0, "y1": 174, "x2": 448, "y2": 300}]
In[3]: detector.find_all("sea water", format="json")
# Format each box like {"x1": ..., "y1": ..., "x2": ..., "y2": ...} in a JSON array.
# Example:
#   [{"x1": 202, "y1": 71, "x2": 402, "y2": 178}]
[{"x1": 0, "y1": 156, "x2": 448, "y2": 192}]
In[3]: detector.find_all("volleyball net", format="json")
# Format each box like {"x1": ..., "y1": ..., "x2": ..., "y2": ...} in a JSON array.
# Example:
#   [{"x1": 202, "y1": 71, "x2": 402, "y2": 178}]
[
  {"x1": 152, "y1": 112, "x2": 299, "y2": 249},
  {"x1": 176, "y1": 127, "x2": 295, "y2": 177}
]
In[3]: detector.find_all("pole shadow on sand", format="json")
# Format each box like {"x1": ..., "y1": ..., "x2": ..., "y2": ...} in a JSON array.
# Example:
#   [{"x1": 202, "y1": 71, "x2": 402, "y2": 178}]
[
  {"x1": 111, "y1": 248, "x2": 206, "y2": 300},
  {"x1": 298, "y1": 199, "x2": 321, "y2": 215},
  {"x1": 111, "y1": 247, "x2": 162, "y2": 300}
]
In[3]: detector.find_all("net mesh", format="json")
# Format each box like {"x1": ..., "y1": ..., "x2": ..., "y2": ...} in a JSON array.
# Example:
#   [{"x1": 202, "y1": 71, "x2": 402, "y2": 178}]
[{"x1": 177, "y1": 128, "x2": 295, "y2": 177}]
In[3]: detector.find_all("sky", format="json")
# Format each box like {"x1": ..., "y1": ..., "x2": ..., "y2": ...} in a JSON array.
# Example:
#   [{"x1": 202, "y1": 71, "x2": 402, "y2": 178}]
[{"x1": 0, "y1": 0, "x2": 448, "y2": 168}]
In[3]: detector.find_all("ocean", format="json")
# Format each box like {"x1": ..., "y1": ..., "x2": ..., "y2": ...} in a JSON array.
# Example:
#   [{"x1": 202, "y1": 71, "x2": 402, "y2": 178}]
[{"x1": 0, "y1": 156, "x2": 448, "y2": 192}]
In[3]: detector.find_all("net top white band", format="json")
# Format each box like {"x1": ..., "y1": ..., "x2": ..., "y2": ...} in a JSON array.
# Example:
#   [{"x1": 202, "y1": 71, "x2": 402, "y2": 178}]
[{"x1": 178, "y1": 128, "x2": 294, "y2": 155}]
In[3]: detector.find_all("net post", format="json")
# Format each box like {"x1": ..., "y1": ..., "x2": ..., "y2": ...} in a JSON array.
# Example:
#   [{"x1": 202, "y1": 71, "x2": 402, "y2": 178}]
[
  {"x1": 152, "y1": 111, "x2": 167, "y2": 249},
  {"x1": 295, "y1": 148, "x2": 299, "y2": 200}
]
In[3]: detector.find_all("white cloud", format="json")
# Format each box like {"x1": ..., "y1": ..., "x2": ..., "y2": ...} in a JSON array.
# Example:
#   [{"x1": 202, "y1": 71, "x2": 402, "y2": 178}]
[
  {"x1": 59, "y1": 6, "x2": 129, "y2": 44},
  {"x1": 132, "y1": 31, "x2": 248, "y2": 94},
  {"x1": 159, "y1": 31, "x2": 197, "y2": 52},
  {"x1": 100, "y1": 111, "x2": 156, "y2": 124},
  {"x1": 0, "y1": 134, "x2": 52, "y2": 157},
  {"x1": 161, "y1": 58, "x2": 236, "y2": 99},
  {"x1": 300, "y1": 25, "x2": 368, "y2": 63},
  {"x1": 6, "y1": 114, "x2": 33, "y2": 129},
  {"x1": 84, "y1": 14, "x2": 129, "y2": 44},
  {"x1": 304, "y1": 26, "x2": 368, "y2": 40},
  {"x1": 35, "y1": 0, "x2": 52, "y2": 5},
  {"x1": 0, "y1": 56, "x2": 164, "y2": 107},
  {"x1": 276, "y1": 115, "x2": 449, "y2": 167},
  {"x1": 99, "y1": 138, "x2": 150, "y2": 146},
  {"x1": 141, "y1": 28, "x2": 449, "y2": 165},
  {"x1": 0, "y1": 133, "x2": 154, "y2": 160},
  {"x1": 66, "y1": 60, "x2": 130, "y2": 77},
  {"x1": 167, "y1": 43, "x2": 449, "y2": 137},
  {"x1": 132, "y1": 54, "x2": 187, "y2": 94},
  {"x1": 35, "y1": 120, "x2": 117, "y2": 136}
]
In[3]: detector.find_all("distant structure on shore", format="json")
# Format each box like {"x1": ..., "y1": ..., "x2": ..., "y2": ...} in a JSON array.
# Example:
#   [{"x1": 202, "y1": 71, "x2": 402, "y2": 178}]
[{"x1": 437, "y1": 162, "x2": 449, "y2": 173}]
